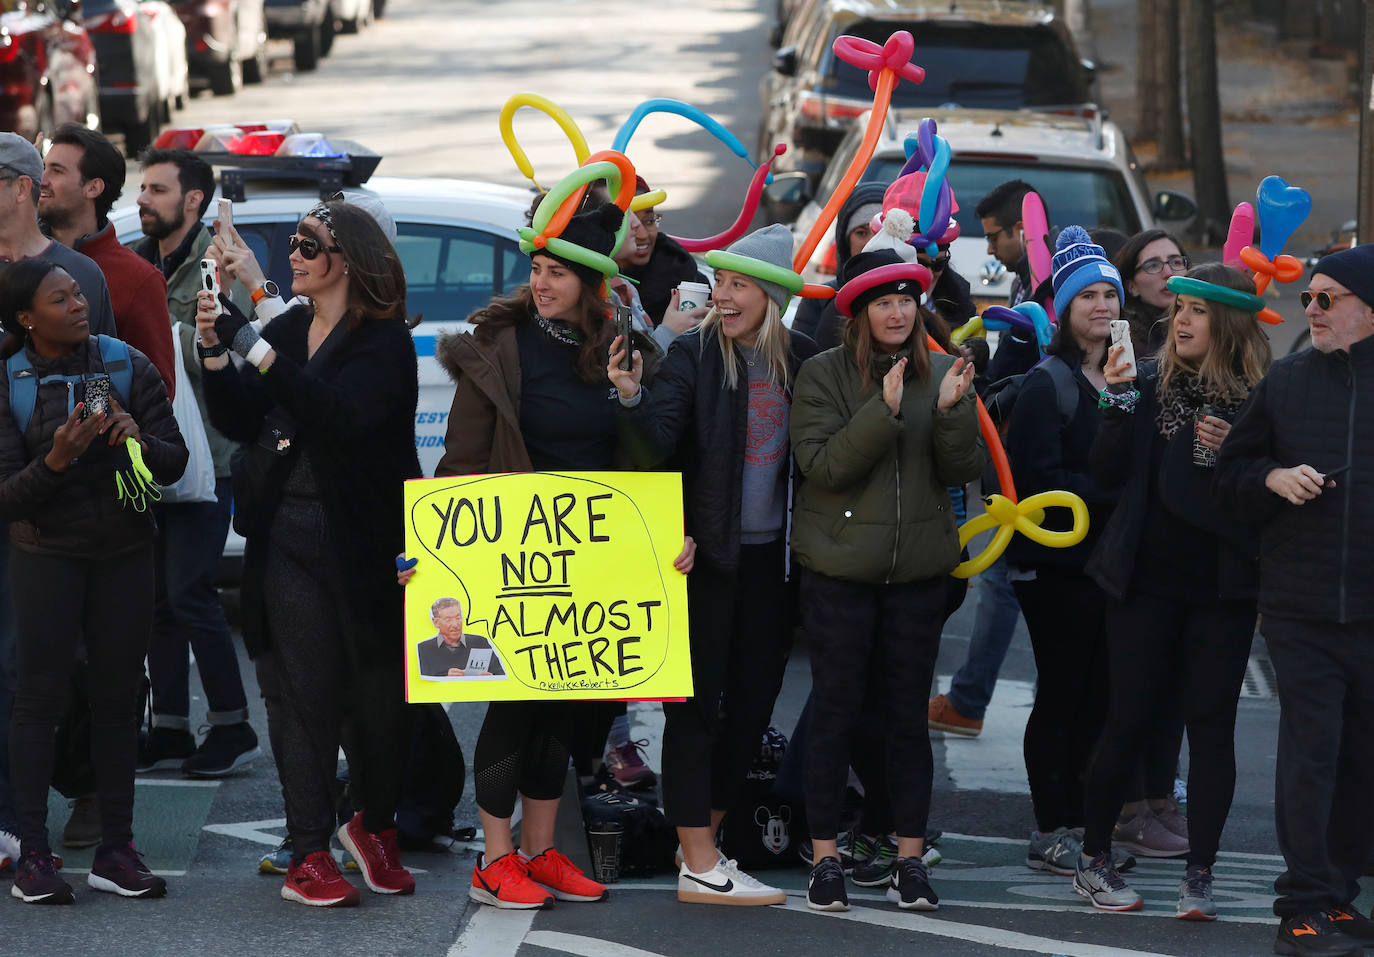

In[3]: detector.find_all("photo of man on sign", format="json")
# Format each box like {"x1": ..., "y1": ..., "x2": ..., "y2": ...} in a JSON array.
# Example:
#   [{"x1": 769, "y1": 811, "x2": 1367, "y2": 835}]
[{"x1": 417, "y1": 596, "x2": 507, "y2": 680}]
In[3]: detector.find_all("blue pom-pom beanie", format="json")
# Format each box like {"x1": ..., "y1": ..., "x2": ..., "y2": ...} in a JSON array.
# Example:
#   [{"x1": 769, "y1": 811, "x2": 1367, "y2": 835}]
[{"x1": 1051, "y1": 224, "x2": 1124, "y2": 319}]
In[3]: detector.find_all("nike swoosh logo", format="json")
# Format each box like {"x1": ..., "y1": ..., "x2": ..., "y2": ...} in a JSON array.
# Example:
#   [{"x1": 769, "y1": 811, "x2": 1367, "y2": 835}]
[{"x1": 684, "y1": 874, "x2": 733, "y2": 893}]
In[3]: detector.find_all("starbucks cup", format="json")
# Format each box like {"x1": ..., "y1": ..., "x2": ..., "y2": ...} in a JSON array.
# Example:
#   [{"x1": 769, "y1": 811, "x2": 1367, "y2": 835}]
[{"x1": 677, "y1": 281, "x2": 710, "y2": 313}]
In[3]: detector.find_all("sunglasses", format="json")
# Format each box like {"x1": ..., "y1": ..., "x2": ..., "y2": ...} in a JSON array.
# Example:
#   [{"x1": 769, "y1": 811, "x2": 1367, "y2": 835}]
[
  {"x1": 1300, "y1": 290, "x2": 1354, "y2": 311},
  {"x1": 1136, "y1": 254, "x2": 1190, "y2": 275},
  {"x1": 288, "y1": 234, "x2": 342, "y2": 260},
  {"x1": 918, "y1": 252, "x2": 951, "y2": 271}
]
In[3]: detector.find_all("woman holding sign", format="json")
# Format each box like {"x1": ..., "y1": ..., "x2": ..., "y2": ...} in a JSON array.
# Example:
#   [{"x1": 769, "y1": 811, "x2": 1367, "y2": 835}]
[
  {"x1": 789, "y1": 248, "x2": 981, "y2": 913},
  {"x1": 1079, "y1": 264, "x2": 1269, "y2": 918},
  {"x1": 433, "y1": 203, "x2": 662, "y2": 910},
  {"x1": 608, "y1": 223, "x2": 818, "y2": 907},
  {"x1": 196, "y1": 200, "x2": 421, "y2": 907}
]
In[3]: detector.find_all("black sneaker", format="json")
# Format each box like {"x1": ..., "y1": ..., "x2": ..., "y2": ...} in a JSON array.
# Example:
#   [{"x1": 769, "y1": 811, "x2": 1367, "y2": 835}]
[
  {"x1": 11, "y1": 851, "x2": 74, "y2": 904},
  {"x1": 807, "y1": 856, "x2": 848, "y2": 912},
  {"x1": 887, "y1": 856, "x2": 939, "y2": 911},
  {"x1": 1275, "y1": 912, "x2": 1362, "y2": 957},
  {"x1": 136, "y1": 727, "x2": 195, "y2": 772},
  {"x1": 88, "y1": 843, "x2": 167, "y2": 898},
  {"x1": 851, "y1": 835, "x2": 898, "y2": 887},
  {"x1": 182, "y1": 723, "x2": 262, "y2": 777},
  {"x1": 1327, "y1": 906, "x2": 1374, "y2": 943}
]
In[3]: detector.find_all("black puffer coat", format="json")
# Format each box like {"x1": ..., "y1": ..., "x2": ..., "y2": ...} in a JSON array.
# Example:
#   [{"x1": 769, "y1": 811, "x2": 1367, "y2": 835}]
[
  {"x1": 619, "y1": 327, "x2": 818, "y2": 572},
  {"x1": 1215, "y1": 337, "x2": 1374, "y2": 623},
  {"x1": 0, "y1": 337, "x2": 186, "y2": 558},
  {"x1": 620, "y1": 234, "x2": 704, "y2": 324}
]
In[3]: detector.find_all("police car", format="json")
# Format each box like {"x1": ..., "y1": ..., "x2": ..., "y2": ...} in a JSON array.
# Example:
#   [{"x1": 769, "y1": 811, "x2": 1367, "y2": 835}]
[{"x1": 108, "y1": 122, "x2": 534, "y2": 478}]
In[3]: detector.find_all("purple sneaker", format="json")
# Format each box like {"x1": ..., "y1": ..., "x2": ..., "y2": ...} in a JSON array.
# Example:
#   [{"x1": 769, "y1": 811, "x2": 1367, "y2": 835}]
[
  {"x1": 11, "y1": 851, "x2": 74, "y2": 904},
  {"x1": 88, "y1": 843, "x2": 167, "y2": 898},
  {"x1": 604, "y1": 739, "x2": 657, "y2": 788}
]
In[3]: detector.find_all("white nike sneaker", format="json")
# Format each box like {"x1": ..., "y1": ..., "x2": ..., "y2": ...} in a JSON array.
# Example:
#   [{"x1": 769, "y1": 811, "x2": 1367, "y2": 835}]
[{"x1": 677, "y1": 857, "x2": 786, "y2": 906}]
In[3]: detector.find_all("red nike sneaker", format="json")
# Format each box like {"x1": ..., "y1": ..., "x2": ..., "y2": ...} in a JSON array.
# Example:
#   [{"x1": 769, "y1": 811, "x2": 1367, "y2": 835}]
[{"x1": 469, "y1": 852, "x2": 553, "y2": 910}]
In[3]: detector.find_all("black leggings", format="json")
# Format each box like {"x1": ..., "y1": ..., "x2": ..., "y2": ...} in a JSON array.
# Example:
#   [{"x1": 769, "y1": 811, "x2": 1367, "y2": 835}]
[
  {"x1": 803, "y1": 569, "x2": 945, "y2": 842},
  {"x1": 1083, "y1": 591, "x2": 1255, "y2": 866},
  {"x1": 661, "y1": 541, "x2": 791, "y2": 827},
  {"x1": 8, "y1": 546, "x2": 154, "y2": 855},
  {"x1": 257, "y1": 499, "x2": 411, "y2": 858},
  {"x1": 473, "y1": 701, "x2": 576, "y2": 817},
  {"x1": 1014, "y1": 566, "x2": 1109, "y2": 832}
]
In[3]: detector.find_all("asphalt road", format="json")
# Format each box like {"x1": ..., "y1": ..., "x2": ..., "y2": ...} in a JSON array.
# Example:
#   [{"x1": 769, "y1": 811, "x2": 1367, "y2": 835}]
[{"x1": 28, "y1": 1, "x2": 1360, "y2": 955}]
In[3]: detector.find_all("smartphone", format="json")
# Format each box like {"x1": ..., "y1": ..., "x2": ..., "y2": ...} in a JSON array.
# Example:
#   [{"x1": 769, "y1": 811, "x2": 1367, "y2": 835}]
[
  {"x1": 200, "y1": 258, "x2": 220, "y2": 300},
  {"x1": 613, "y1": 301, "x2": 634, "y2": 372},
  {"x1": 1109, "y1": 319, "x2": 1137, "y2": 378},
  {"x1": 217, "y1": 197, "x2": 233, "y2": 234},
  {"x1": 79, "y1": 374, "x2": 111, "y2": 420}
]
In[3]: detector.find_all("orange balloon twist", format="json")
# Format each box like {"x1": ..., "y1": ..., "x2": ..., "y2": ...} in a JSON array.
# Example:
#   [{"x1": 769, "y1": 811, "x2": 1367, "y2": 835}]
[{"x1": 1238, "y1": 245, "x2": 1304, "y2": 297}]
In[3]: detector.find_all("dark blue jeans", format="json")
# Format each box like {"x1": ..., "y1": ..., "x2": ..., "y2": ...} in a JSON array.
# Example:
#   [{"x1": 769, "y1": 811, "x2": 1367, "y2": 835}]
[
  {"x1": 947, "y1": 555, "x2": 1020, "y2": 720},
  {"x1": 148, "y1": 478, "x2": 248, "y2": 727},
  {"x1": 0, "y1": 535, "x2": 16, "y2": 831}
]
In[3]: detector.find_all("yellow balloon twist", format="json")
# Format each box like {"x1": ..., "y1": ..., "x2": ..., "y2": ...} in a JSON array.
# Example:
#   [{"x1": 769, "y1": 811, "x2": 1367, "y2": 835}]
[
  {"x1": 499, "y1": 93, "x2": 591, "y2": 191},
  {"x1": 949, "y1": 315, "x2": 984, "y2": 346},
  {"x1": 951, "y1": 491, "x2": 1089, "y2": 579}
]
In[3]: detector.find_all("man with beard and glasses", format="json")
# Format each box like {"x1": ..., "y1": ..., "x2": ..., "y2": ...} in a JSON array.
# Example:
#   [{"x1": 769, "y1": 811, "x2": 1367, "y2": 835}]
[{"x1": 128, "y1": 148, "x2": 260, "y2": 781}]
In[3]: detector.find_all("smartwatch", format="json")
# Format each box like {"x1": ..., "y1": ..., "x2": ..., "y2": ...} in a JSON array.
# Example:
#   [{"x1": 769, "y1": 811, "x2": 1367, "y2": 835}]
[
  {"x1": 196, "y1": 338, "x2": 229, "y2": 360},
  {"x1": 250, "y1": 280, "x2": 280, "y2": 305}
]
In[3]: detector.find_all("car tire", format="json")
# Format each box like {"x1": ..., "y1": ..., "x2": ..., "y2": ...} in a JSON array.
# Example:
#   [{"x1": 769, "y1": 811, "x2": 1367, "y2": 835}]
[
  {"x1": 372, "y1": 0, "x2": 385, "y2": 16},
  {"x1": 242, "y1": 41, "x2": 268, "y2": 84},
  {"x1": 294, "y1": 24, "x2": 322, "y2": 71},
  {"x1": 209, "y1": 54, "x2": 242, "y2": 97},
  {"x1": 339, "y1": 0, "x2": 365, "y2": 33},
  {"x1": 320, "y1": 15, "x2": 336, "y2": 56}
]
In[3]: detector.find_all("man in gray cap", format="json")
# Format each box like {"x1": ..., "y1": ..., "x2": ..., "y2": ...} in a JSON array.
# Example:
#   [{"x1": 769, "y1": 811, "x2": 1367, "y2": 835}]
[{"x1": 1216, "y1": 243, "x2": 1374, "y2": 957}]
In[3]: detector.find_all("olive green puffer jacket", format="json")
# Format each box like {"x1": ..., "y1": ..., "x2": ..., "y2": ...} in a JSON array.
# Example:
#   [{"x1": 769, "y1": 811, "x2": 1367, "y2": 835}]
[{"x1": 789, "y1": 346, "x2": 983, "y2": 584}]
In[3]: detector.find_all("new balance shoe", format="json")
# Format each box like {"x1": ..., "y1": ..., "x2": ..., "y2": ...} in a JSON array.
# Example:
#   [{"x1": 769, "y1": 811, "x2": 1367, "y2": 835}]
[
  {"x1": 851, "y1": 835, "x2": 899, "y2": 887},
  {"x1": 1073, "y1": 854, "x2": 1143, "y2": 911},
  {"x1": 0, "y1": 826, "x2": 19, "y2": 872},
  {"x1": 677, "y1": 856, "x2": 785, "y2": 906},
  {"x1": 259, "y1": 837, "x2": 292, "y2": 875},
  {"x1": 136, "y1": 726, "x2": 195, "y2": 772},
  {"x1": 603, "y1": 739, "x2": 657, "y2": 789},
  {"x1": 807, "y1": 856, "x2": 849, "y2": 912},
  {"x1": 1026, "y1": 827, "x2": 1083, "y2": 876},
  {"x1": 1327, "y1": 906, "x2": 1374, "y2": 942},
  {"x1": 469, "y1": 852, "x2": 553, "y2": 910},
  {"x1": 282, "y1": 850, "x2": 361, "y2": 907},
  {"x1": 887, "y1": 856, "x2": 939, "y2": 911},
  {"x1": 88, "y1": 842, "x2": 167, "y2": 898},
  {"x1": 337, "y1": 812, "x2": 414, "y2": 895},
  {"x1": 927, "y1": 693, "x2": 982, "y2": 737},
  {"x1": 182, "y1": 722, "x2": 262, "y2": 778},
  {"x1": 1275, "y1": 912, "x2": 1363, "y2": 957},
  {"x1": 1176, "y1": 863, "x2": 1216, "y2": 921},
  {"x1": 11, "y1": 851, "x2": 73, "y2": 905},
  {"x1": 1113, "y1": 808, "x2": 1189, "y2": 858},
  {"x1": 523, "y1": 847, "x2": 607, "y2": 902},
  {"x1": 62, "y1": 794, "x2": 101, "y2": 849}
]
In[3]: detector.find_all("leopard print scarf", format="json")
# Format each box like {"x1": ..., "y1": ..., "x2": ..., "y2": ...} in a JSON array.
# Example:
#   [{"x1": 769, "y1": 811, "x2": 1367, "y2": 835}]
[{"x1": 1155, "y1": 370, "x2": 1246, "y2": 438}]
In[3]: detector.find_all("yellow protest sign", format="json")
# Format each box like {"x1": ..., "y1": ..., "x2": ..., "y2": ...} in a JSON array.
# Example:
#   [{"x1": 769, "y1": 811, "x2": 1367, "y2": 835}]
[{"x1": 402, "y1": 471, "x2": 691, "y2": 703}]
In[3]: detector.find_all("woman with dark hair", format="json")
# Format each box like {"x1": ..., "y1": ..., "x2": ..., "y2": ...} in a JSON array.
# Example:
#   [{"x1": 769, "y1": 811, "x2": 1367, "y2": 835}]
[
  {"x1": 430, "y1": 203, "x2": 664, "y2": 910},
  {"x1": 1112, "y1": 228, "x2": 1190, "y2": 354},
  {"x1": 1004, "y1": 226, "x2": 1123, "y2": 883},
  {"x1": 790, "y1": 247, "x2": 981, "y2": 913},
  {"x1": 1077, "y1": 264, "x2": 1271, "y2": 918},
  {"x1": 607, "y1": 224, "x2": 816, "y2": 906},
  {"x1": 196, "y1": 200, "x2": 420, "y2": 907},
  {"x1": 2, "y1": 258, "x2": 186, "y2": 904}
]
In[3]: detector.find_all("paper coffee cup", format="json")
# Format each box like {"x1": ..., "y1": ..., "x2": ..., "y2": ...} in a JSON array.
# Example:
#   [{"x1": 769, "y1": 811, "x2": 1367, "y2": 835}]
[
  {"x1": 585, "y1": 822, "x2": 623, "y2": 883},
  {"x1": 677, "y1": 281, "x2": 710, "y2": 313}
]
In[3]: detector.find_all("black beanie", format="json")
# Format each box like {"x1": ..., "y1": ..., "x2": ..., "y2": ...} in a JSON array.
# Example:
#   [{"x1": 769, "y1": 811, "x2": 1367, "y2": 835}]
[
  {"x1": 531, "y1": 203, "x2": 624, "y2": 288},
  {"x1": 840, "y1": 249, "x2": 926, "y2": 316},
  {"x1": 1312, "y1": 243, "x2": 1374, "y2": 312}
]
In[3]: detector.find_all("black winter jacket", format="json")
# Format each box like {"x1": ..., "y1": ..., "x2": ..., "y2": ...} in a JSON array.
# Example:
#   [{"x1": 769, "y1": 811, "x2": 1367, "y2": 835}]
[
  {"x1": 1003, "y1": 355, "x2": 1116, "y2": 569},
  {"x1": 0, "y1": 337, "x2": 186, "y2": 558},
  {"x1": 203, "y1": 305, "x2": 421, "y2": 659},
  {"x1": 621, "y1": 234, "x2": 704, "y2": 325},
  {"x1": 1086, "y1": 368, "x2": 1259, "y2": 602},
  {"x1": 1215, "y1": 338, "x2": 1374, "y2": 623},
  {"x1": 619, "y1": 327, "x2": 818, "y2": 571},
  {"x1": 793, "y1": 182, "x2": 888, "y2": 349}
]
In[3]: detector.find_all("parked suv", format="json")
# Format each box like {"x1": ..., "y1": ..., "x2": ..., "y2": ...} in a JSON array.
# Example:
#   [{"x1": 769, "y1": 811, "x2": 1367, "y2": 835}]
[
  {"x1": 767, "y1": 107, "x2": 1196, "y2": 306},
  {"x1": 83, "y1": 0, "x2": 190, "y2": 153},
  {"x1": 170, "y1": 0, "x2": 268, "y2": 96},
  {"x1": 760, "y1": 0, "x2": 1095, "y2": 181},
  {"x1": 0, "y1": 0, "x2": 101, "y2": 141},
  {"x1": 263, "y1": 0, "x2": 334, "y2": 72}
]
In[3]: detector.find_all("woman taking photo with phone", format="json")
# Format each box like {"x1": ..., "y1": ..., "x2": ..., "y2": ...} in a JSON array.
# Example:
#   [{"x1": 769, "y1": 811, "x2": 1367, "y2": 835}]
[
  {"x1": 607, "y1": 224, "x2": 817, "y2": 907},
  {"x1": 1077, "y1": 263, "x2": 1270, "y2": 919},
  {"x1": 1, "y1": 259, "x2": 186, "y2": 904},
  {"x1": 196, "y1": 199, "x2": 420, "y2": 907},
  {"x1": 790, "y1": 247, "x2": 980, "y2": 913}
]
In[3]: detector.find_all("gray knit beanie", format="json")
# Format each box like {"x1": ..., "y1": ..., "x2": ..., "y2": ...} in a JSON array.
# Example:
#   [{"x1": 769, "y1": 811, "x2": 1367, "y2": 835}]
[{"x1": 711, "y1": 223, "x2": 797, "y2": 310}]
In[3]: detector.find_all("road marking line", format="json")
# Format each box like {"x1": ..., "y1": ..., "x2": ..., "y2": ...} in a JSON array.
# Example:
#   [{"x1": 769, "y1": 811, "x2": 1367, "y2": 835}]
[
  {"x1": 61, "y1": 869, "x2": 187, "y2": 877},
  {"x1": 134, "y1": 778, "x2": 221, "y2": 788},
  {"x1": 525, "y1": 931, "x2": 669, "y2": 957},
  {"x1": 941, "y1": 833, "x2": 1284, "y2": 865},
  {"x1": 447, "y1": 904, "x2": 535, "y2": 957},
  {"x1": 202, "y1": 817, "x2": 286, "y2": 847}
]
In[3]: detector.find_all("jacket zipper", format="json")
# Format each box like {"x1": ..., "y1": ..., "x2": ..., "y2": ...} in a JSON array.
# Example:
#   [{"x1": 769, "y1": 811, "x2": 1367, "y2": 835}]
[
  {"x1": 886, "y1": 454, "x2": 901, "y2": 584},
  {"x1": 1340, "y1": 359, "x2": 1356, "y2": 623}
]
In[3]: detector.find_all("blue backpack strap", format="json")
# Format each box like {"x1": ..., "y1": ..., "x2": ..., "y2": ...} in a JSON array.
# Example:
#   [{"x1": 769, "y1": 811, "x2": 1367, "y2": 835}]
[
  {"x1": 94, "y1": 335, "x2": 133, "y2": 406},
  {"x1": 6, "y1": 348, "x2": 37, "y2": 434}
]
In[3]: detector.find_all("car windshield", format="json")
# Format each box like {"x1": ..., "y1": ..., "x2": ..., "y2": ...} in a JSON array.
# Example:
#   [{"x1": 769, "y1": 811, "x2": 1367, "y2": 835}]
[
  {"x1": 820, "y1": 156, "x2": 1142, "y2": 236},
  {"x1": 826, "y1": 21, "x2": 1087, "y2": 109}
]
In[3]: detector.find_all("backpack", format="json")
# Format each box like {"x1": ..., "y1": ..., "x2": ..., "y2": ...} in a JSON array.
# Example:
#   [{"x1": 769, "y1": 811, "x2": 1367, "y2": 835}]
[
  {"x1": 6, "y1": 335, "x2": 133, "y2": 432},
  {"x1": 718, "y1": 727, "x2": 808, "y2": 870},
  {"x1": 579, "y1": 789, "x2": 676, "y2": 876},
  {"x1": 981, "y1": 356, "x2": 1081, "y2": 496}
]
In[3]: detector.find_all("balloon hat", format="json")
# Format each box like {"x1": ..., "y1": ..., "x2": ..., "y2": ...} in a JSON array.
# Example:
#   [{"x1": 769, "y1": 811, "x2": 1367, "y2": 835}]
[
  {"x1": 1238, "y1": 176, "x2": 1308, "y2": 295},
  {"x1": 704, "y1": 224, "x2": 834, "y2": 308},
  {"x1": 1166, "y1": 275, "x2": 1281, "y2": 325}
]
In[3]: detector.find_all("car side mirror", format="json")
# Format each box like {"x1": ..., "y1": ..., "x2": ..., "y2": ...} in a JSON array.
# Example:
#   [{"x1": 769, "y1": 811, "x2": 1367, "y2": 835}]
[
  {"x1": 774, "y1": 46, "x2": 798, "y2": 77},
  {"x1": 1080, "y1": 58, "x2": 1096, "y2": 78},
  {"x1": 762, "y1": 171, "x2": 812, "y2": 223},
  {"x1": 1153, "y1": 190, "x2": 1198, "y2": 223}
]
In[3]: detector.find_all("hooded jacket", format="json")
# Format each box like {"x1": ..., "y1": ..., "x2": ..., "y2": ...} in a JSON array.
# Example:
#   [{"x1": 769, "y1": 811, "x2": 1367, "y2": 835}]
[{"x1": 792, "y1": 182, "x2": 887, "y2": 350}]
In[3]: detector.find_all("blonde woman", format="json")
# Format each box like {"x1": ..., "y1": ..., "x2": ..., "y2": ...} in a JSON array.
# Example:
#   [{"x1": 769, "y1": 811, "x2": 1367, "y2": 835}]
[
  {"x1": 608, "y1": 224, "x2": 817, "y2": 906},
  {"x1": 1079, "y1": 263, "x2": 1272, "y2": 919}
]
